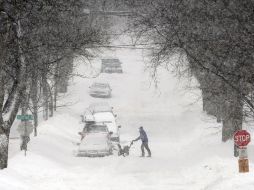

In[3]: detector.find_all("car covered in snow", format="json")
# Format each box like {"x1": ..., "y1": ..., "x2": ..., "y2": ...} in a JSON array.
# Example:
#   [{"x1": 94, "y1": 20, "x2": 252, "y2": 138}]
[
  {"x1": 101, "y1": 58, "x2": 123, "y2": 73},
  {"x1": 87, "y1": 102, "x2": 114, "y2": 114},
  {"x1": 89, "y1": 82, "x2": 112, "y2": 98},
  {"x1": 84, "y1": 102, "x2": 121, "y2": 142},
  {"x1": 93, "y1": 112, "x2": 121, "y2": 142},
  {"x1": 77, "y1": 124, "x2": 113, "y2": 157}
]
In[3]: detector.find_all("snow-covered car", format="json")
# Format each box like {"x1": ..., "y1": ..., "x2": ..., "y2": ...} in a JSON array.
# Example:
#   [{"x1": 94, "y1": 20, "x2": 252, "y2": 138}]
[
  {"x1": 89, "y1": 82, "x2": 112, "y2": 98},
  {"x1": 93, "y1": 112, "x2": 121, "y2": 142},
  {"x1": 101, "y1": 58, "x2": 123, "y2": 73},
  {"x1": 77, "y1": 124, "x2": 113, "y2": 157},
  {"x1": 104, "y1": 66, "x2": 123, "y2": 73},
  {"x1": 84, "y1": 102, "x2": 120, "y2": 142},
  {"x1": 87, "y1": 102, "x2": 114, "y2": 114}
]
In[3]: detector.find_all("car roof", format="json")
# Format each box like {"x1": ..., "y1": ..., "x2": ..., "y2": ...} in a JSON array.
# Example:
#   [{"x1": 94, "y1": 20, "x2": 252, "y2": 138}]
[{"x1": 93, "y1": 112, "x2": 115, "y2": 121}]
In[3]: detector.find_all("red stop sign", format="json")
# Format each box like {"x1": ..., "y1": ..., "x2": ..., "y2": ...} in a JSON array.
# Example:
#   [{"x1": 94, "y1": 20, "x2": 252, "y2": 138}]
[{"x1": 234, "y1": 130, "x2": 251, "y2": 147}]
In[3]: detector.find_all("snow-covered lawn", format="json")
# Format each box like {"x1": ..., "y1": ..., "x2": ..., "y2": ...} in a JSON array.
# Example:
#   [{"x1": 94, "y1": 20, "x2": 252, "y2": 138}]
[{"x1": 2, "y1": 42, "x2": 254, "y2": 190}]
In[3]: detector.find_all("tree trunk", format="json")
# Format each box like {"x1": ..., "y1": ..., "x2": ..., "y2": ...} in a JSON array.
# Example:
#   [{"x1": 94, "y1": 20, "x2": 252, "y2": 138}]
[
  {"x1": 222, "y1": 91, "x2": 243, "y2": 143},
  {"x1": 0, "y1": 19, "x2": 29, "y2": 169},
  {"x1": 54, "y1": 85, "x2": 57, "y2": 111},
  {"x1": 33, "y1": 108, "x2": 38, "y2": 136},
  {"x1": 47, "y1": 82, "x2": 53, "y2": 117},
  {"x1": 31, "y1": 74, "x2": 38, "y2": 136},
  {"x1": 202, "y1": 90, "x2": 217, "y2": 116},
  {"x1": 0, "y1": 73, "x2": 9, "y2": 169},
  {"x1": 54, "y1": 62, "x2": 59, "y2": 111},
  {"x1": 21, "y1": 90, "x2": 29, "y2": 115},
  {"x1": 0, "y1": 130, "x2": 10, "y2": 169},
  {"x1": 42, "y1": 74, "x2": 48, "y2": 120},
  {"x1": 215, "y1": 94, "x2": 223, "y2": 123},
  {"x1": 222, "y1": 117, "x2": 235, "y2": 142},
  {"x1": 202, "y1": 89, "x2": 207, "y2": 112}
]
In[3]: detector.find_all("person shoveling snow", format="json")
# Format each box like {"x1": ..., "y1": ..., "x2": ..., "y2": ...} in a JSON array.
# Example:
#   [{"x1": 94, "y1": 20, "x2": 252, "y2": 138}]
[{"x1": 132, "y1": 126, "x2": 151, "y2": 157}]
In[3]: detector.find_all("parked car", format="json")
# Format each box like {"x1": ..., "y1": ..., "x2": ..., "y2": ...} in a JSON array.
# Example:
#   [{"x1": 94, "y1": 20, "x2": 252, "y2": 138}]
[
  {"x1": 84, "y1": 102, "x2": 121, "y2": 142},
  {"x1": 89, "y1": 82, "x2": 112, "y2": 98},
  {"x1": 101, "y1": 58, "x2": 123, "y2": 73},
  {"x1": 77, "y1": 124, "x2": 113, "y2": 157},
  {"x1": 93, "y1": 112, "x2": 121, "y2": 142},
  {"x1": 87, "y1": 102, "x2": 114, "y2": 114}
]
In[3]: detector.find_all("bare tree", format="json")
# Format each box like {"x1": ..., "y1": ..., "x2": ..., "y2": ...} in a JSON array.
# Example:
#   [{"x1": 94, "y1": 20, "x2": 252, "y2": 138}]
[
  {"x1": 0, "y1": 0, "x2": 107, "y2": 169},
  {"x1": 125, "y1": 0, "x2": 254, "y2": 149}
]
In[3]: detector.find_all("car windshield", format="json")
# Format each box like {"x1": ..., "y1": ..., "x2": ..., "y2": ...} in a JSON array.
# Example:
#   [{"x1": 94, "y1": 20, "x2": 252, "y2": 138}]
[
  {"x1": 92, "y1": 83, "x2": 108, "y2": 88},
  {"x1": 86, "y1": 125, "x2": 108, "y2": 133}
]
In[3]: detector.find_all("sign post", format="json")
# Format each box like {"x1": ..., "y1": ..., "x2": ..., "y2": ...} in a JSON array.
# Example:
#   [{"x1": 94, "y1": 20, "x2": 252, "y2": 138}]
[
  {"x1": 17, "y1": 114, "x2": 33, "y2": 121},
  {"x1": 234, "y1": 130, "x2": 251, "y2": 173},
  {"x1": 16, "y1": 115, "x2": 34, "y2": 156}
]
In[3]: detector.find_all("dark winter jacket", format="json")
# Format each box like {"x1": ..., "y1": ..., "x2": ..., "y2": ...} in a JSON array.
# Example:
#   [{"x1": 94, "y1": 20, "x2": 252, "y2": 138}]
[{"x1": 134, "y1": 129, "x2": 148, "y2": 143}]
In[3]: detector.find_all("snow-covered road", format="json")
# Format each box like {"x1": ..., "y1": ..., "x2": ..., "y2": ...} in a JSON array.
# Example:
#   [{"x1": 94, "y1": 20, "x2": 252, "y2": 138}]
[{"x1": 2, "y1": 42, "x2": 254, "y2": 190}]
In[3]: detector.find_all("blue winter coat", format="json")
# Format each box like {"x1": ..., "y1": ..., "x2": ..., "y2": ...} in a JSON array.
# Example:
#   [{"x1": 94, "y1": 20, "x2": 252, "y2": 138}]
[{"x1": 134, "y1": 129, "x2": 148, "y2": 143}]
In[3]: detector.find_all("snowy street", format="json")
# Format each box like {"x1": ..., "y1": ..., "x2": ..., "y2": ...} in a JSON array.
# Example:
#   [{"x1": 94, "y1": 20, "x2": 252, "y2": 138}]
[
  {"x1": 1, "y1": 43, "x2": 253, "y2": 190},
  {"x1": 1, "y1": 1, "x2": 254, "y2": 189}
]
